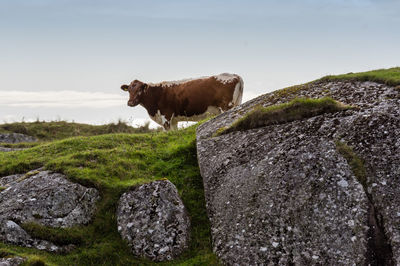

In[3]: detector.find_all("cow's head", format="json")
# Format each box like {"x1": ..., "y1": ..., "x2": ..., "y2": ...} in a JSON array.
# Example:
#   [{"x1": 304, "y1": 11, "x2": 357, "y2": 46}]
[{"x1": 120, "y1": 80, "x2": 147, "y2": 107}]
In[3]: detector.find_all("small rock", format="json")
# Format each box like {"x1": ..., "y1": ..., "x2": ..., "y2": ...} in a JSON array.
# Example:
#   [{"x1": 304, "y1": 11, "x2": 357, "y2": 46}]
[
  {"x1": 0, "y1": 256, "x2": 26, "y2": 266},
  {"x1": 117, "y1": 180, "x2": 190, "y2": 262}
]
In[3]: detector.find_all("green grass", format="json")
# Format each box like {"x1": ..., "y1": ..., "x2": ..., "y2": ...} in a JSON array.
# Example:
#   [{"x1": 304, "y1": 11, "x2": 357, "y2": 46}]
[
  {"x1": 0, "y1": 142, "x2": 41, "y2": 149},
  {"x1": 22, "y1": 256, "x2": 46, "y2": 266},
  {"x1": 0, "y1": 120, "x2": 159, "y2": 141},
  {"x1": 319, "y1": 67, "x2": 400, "y2": 87},
  {"x1": 335, "y1": 141, "x2": 368, "y2": 190},
  {"x1": 0, "y1": 124, "x2": 219, "y2": 265},
  {"x1": 218, "y1": 97, "x2": 351, "y2": 135}
]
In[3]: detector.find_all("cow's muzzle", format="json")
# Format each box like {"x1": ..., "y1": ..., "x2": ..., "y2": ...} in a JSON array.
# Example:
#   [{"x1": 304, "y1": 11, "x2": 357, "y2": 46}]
[{"x1": 127, "y1": 100, "x2": 138, "y2": 107}]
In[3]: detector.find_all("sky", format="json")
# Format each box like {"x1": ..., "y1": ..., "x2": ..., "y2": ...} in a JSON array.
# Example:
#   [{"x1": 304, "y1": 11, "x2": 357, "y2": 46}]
[{"x1": 1, "y1": 0, "x2": 399, "y2": 127}]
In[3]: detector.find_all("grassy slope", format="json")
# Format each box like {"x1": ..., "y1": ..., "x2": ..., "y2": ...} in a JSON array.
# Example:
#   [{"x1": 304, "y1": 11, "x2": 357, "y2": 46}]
[
  {"x1": 319, "y1": 67, "x2": 400, "y2": 87},
  {"x1": 0, "y1": 125, "x2": 218, "y2": 265}
]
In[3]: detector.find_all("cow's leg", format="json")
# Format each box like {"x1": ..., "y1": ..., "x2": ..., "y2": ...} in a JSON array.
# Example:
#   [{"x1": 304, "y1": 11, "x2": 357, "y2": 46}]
[
  {"x1": 165, "y1": 113, "x2": 178, "y2": 131},
  {"x1": 170, "y1": 120, "x2": 178, "y2": 130},
  {"x1": 163, "y1": 121, "x2": 171, "y2": 131}
]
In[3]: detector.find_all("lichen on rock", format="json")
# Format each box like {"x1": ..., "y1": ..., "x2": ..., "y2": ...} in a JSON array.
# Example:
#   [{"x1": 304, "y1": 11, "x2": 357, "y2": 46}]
[
  {"x1": 0, "y1": 133, "x2": 37, "y2": 152},
  {"x1": 117, "y1": 180, "x2": 190, "y2": 262},
  {"x1": 0, "y1": 170, "x2": 100, "y2": 252},
  {"x1": 197, "y1": 80, "x2": 400, "y2": 265},
  {"x1": 0, "y1": 133, "x2": 37, "y2": 144},
  {"x1": 0, "y1": 256, "x2": 25, "y2": 266}
]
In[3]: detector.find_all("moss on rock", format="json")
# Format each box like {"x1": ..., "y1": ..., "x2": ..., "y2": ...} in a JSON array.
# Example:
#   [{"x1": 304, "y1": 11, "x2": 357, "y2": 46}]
[{"x1": 218, "y1": 97, "x2": 352, "y2": 135}]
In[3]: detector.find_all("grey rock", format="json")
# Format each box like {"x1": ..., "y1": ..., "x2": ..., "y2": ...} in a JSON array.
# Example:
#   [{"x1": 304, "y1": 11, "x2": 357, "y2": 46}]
[
  {"x1": 0, "y1": 220, "x2": 60, "y2": 253},
  {"x1": 331, "y1": 112, "x2": 400, "y2": 265},
  {"x1": 0, "y1": 170, "x2": 100, "y2": 252},
  {"x1": 0, "y1": 133, "x2": 37, "y2": 152},
  {"x1": 197, "y1": 80, "x2": 400, "y2": 265},
  {"x1": 0, "y1": 174, "x2": 22, "y2": 187},
  {"x1": 117, "y1": 180, "x2": 190, "y2": 262},
  {"x1": 0, "y1": 147, "x2": 25, "y2": 152},
  {"x1": 198, "y1": 133, "x2": 369, "y2": 265},
  {"x1": 0, "y1": 133, "x2": 36, "y2": 144},
  {"x1": 0, "y1": 256, "x2": 25, "y2": 266},
  {"x1": 0, "y1": 220, "x2": 33, "y2": 246}
]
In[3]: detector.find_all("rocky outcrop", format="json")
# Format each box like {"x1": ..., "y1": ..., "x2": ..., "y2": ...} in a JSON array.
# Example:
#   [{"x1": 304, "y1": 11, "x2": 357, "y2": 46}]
[
  {"x1": 0, "y1": 170, "x2": 100, "y2": 252},
  {"x1": 0, "y1": 256, "x2": 25, "y2": 266},
  {"x1": 197, "y1": 80, "x2": 400, "y2": 265},
  {"x1": 0, "y1": 133, "x2": 37, "y2": 152},
  {"x1": 0, "y1": 133, "x2": 36, "y2": 144},
  {"x1": 0, "y1": 147, "x2": 25, "y2": 152},
  {"x1": 117, "y1": 180, "x2": 190, "y2": 262}
]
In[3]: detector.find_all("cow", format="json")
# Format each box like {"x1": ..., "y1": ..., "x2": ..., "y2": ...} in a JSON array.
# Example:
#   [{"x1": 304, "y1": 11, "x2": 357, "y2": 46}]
[{"x1": 121, "y1": 73, "x2": 244, "y2": 130}]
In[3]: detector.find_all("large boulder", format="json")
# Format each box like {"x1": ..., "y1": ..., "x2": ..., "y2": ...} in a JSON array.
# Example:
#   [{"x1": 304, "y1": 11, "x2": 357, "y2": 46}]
[
  {"x1": 117, "y1": 180, "x2": 190, "y2": 262},
  {"x1": 197, "y1": 80, "x2": 400, "y2": 265},
  {"x1": 0, "y1": 170, "x2": 100, "y2": 252}
]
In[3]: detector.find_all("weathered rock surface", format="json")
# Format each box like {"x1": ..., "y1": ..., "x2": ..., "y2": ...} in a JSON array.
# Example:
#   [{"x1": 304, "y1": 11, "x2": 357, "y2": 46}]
[
  {"x1": 0, "y1": 147, "x2": 25, "y2": 152},
  {"x1": 197, "y1": 80, "x2": 400, "y2": 265},
  {"x1": 0, "y1": 256, "x2": 25, "y2": 266},
  {"x1": 0, "y1": 133, "x2": 37, "y2": 152},
  {"x1": 117, "y1": 180, "x2": 190, "y2": 262},
  {"x1": 0, "y1": 170, "x2": 100, "y2": 252},
  {"x1": 0, "y1": 133, "x2": 36, "y2": 144}
]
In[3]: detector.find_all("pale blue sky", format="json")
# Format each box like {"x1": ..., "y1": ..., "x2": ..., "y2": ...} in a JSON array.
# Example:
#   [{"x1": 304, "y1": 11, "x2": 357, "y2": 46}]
[{"x1": 1, "y1": 0, "x2": 399, "y2": 126}]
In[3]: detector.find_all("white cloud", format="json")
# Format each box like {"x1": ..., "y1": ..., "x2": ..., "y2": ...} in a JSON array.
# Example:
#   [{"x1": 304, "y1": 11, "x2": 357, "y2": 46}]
[
  {"x1": 0, "y1": 90, "x2": 126, "y2": 108},
  {"x1": 0, "y1": 89, "x2": 262, "y2": 109}
]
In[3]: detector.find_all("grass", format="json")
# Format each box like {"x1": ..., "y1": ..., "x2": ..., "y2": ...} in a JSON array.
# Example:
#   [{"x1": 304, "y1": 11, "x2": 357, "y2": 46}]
[
  {"x1": 0, "y1": 142, "x2": 40, "y2": 149},
  {"x1": 319, "y1": 67, "x2": 400, "y2": 87},
  {"x1": 218, "y1": 97, "x2": 352, "y2": 135},
  {"x1": 0, "y1": 123, "x2": 219, "y2": 265},
  {"x1": 0, "y1": 120, "x2": 159, "y2": 141},
  {"x1": 22, "y1": 256, "x2": 46, "y2": 266},
  {"x1": 335, "y1": 141, "x2": 368, "y2": 190},
  {"x1": 21, "y1": 223, "x2": 85, "y2": 247}
]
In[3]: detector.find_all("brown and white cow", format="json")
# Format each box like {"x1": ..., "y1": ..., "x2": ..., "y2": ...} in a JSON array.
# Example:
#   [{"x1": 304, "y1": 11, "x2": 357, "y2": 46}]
[{"x1": 121, "y1": 73, "x2": 244, "y2": 130}]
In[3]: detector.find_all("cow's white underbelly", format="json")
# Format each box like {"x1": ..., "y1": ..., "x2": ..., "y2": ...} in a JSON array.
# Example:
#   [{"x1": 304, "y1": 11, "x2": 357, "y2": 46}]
[
  {"x1": 149, "y1": 110, "x2": 168, "y2": 126},
  {"x1": 149, "y1": 106, "x2": 222, "y2": 129}
]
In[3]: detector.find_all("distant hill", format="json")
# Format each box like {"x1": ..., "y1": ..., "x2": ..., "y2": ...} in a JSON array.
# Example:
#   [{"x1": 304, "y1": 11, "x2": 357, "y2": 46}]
[{"x1": 0, "y1": 120, "x2": 159, "y2": 142}]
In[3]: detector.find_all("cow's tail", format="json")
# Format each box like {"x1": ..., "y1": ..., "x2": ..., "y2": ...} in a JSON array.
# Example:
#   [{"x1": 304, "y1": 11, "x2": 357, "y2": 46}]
[{"x1": 234, "y1": 75, "x2": 244, "y2": 106}]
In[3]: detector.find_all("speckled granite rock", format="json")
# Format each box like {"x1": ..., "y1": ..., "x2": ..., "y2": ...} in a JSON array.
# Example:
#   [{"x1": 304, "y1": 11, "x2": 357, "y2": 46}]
[
  {"x1": 0, "y1": 219, "x2": 62, "y2": 253},
  {"x1": 0, "y1": 133, "x2": 36, "y2": 144},
  {"x1": 117, "y1": 180, "x2": 190, "y2": 262},
  {"x1": 0, "y1": 170, "x2": 100, "y2": 252},
  {"x1": 0, "y1": 256, "x2": 25, "y2": 266},
  {"x1": 197, "y1": 80, "x2": 400, "y2": 265},
  {"x1": 0, "y1": 133, "x2": 36, "y2": 152},
  {"x1": 0, "y1": 147, "x2": 25, "y2": 152}
]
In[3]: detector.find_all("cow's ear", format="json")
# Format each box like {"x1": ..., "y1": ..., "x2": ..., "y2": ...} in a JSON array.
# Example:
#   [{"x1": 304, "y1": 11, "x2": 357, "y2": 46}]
[
  {"x1": 141, "y1": 83, "x2": 148, "y2": 91},
  {"x1": 121, "y1": 85, "x2": 129, "y2": 91}
]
